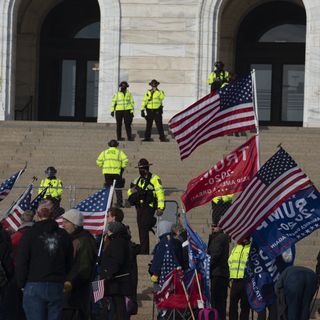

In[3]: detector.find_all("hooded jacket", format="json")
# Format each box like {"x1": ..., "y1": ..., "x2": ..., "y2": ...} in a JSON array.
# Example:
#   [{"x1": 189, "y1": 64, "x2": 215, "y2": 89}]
[{"x1": 15, "y1": 219, "x2": 73, "y2": 288}]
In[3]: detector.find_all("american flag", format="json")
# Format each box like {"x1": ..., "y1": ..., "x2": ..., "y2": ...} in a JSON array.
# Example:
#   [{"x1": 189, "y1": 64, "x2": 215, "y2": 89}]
[
  {"x1": 2, "y1": 184, "x2": 33, "y2": 231},
  {"x1": 169, "y1": 75, "x2": 257, "y2": 160},
  {"x1": 30, "y1": 187, "x2": 49, "y2": 213},
  {"x1": 57, "y1": 187, "x2": 111, "y2": 235},
  {"x1": 159, "y1": 245, "x2": 180, "y2": 287},
  {"x1": 0, "y1": 170, "x2": 24, "y2": 201},
  {"x1": 218, "y1": 148, "x2": 312, "y2": 242},
  {"x1": 92, "y1": 279, "x2": 105, "y2": 303}
]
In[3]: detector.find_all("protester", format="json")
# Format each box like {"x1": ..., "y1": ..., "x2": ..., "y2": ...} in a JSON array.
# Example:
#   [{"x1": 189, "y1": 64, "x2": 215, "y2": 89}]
[
  {"x1": 149, "y1": 220, "x2": 183, "y2": 286},
  {"x1": 107, "y1": 207, "x2": 125, "y2": 224},
  {"x1": 96, "y1": 139, "x2": 128, "y2": 208},
  {"x1": 256, "y1": 247, "x2": 295, "y2": 320},
  {"x1": 100, "y1": 222, "x2": 132, "y2": 320},
  {"x1": 11, "y1": 210, "x2": 34, "y2": 260},
  {"x1": 228, "y1": 239, "x2": 251, "y2": 320},
  {"x1": 0, "y1": 223, "x2": 13, "y2": 319},
  {"x1": 128, "y1": 158, "x2": 165, "y2": 254},
  {"x1": 125, "y1": 225, "x2": 141, "y2": 318},
  {"x1": 7, "y1": 211, "x2": 33, "y2": 320},
  {"x1": 275, "y1": 266, "x2": 318, "y2": 320},
  {"x1": 15, "y1": 206, "x2": 73, "y2": 320},
  {"x1": 207, "y1": 211, "x2": 230, "y2": 320},
  {"x1": 62, "y1": 209, "x2": 97, "y2": 320}
]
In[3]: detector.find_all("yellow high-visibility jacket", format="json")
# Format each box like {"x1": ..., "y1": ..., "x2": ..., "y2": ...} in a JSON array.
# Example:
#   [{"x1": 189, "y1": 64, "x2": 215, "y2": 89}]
[
  {"x1": 212, "y1": 194, "x2": 234, "y2": 204},
  {"x1": 207, "y1": 71, "x2": 230, "y2": 88},
  {"x1": 38, "y1": 178, "x2": 63, "y2": 199},
  {"x1": 111, "y1": 91, "x2": 134, "y2": 113},
  {"x1": 96, "y1": 147, "x2": 128, "y2": 175},
  {"x1": 127, "y1": 173, "x2": 165, "y2": 210},
  {"x1": 228, "y1": 243, "x2": 251, "y2": 279},
  {"x1": 141, "y1": 90, "x2": 165, "y2": 110}
]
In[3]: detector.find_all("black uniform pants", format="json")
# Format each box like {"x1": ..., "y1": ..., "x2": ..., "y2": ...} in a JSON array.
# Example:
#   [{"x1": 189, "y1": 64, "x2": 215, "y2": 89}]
[
  {"x1": 104, "y1": 174, "x2": 123, "y2": 207},
  {"x1": 145, "y1": 109, "x2": 165, "y2": 140},
  {"x1": 229, "y1": 279, "x2": 250, "y2": 320},
  {"x1": 115, "y1": 110, "x2": 132, "y2": 140},
  {"x1": 210, "y1": 276, "x2": 229, "y2": 320},
  {"x1": 136, "y1": 206, "x2": 156, "y2": 254}
]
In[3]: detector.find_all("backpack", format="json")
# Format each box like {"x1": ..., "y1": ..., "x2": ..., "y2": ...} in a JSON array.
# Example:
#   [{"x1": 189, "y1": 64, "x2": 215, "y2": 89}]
[{"x1": 198, "y1": 308, "x2": 219, "y2": 320}]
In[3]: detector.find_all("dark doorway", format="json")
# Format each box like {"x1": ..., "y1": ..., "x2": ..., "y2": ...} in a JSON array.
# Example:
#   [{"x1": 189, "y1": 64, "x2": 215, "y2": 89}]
[
  {"x1": 236, "y1": 2, "x2": 306, "y2": 126},
  {"x1": 38, "y1": 0, "x2": 100, "y2": 121}
]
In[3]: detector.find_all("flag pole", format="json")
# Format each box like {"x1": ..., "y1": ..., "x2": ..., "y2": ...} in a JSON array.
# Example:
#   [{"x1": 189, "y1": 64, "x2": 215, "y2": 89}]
[
  {"x1": 251, "y1": 69, "x2": 261, "y2": 169},
  {"x1": 178, "y1": 270, "x2": 196, "y2": 320},
  {"x1": 181, "y1": 207, "x2": 205, "y2": 308},
  {"x1": 97, "y1": 180, "x2": 116, "y2": 258}
]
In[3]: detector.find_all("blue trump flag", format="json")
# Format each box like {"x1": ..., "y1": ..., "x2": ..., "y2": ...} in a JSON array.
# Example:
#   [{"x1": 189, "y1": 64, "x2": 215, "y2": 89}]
[
  {"x1": 245, "y1": 185, "x2": 320, "y2": 312},
  {"x1": 245, "y1": 241, "x2": 295, "y2": 312},
  {"x1": 253, "y1": 185, "x2": 320, "y2": 260},
  {"x1": 183, "y1": 213, "x2": 211, "y2": 305}
]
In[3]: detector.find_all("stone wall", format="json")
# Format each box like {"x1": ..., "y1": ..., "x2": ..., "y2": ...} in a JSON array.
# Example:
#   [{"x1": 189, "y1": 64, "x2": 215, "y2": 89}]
[{"x1": 1, "y1": 0, "x2": 320, "y2": 127}]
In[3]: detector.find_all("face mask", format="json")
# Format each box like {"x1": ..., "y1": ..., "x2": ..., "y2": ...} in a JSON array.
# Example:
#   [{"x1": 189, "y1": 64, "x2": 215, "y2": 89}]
[{"x1": 139, "y1": 168, "x2": 148, "y2": 176}]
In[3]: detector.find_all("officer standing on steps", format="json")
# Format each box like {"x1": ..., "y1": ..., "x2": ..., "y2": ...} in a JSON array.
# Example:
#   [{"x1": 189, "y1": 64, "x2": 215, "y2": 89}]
[
  {"x1": 38, "y1": 166, "x2": 63, "y2": 204},
  {"x1": 208, "y1": 61, "x2": 230, "y2": 92},
  {"x1": 141, "y1": 79, "x2": 169, "y2": 142},
  {"x1": 96, "y1": 139, "x2": 128, "y2": 208},
  {"x1": 111, "y1": 81, "x2": 135, "y2": 141},
  {"x1": 127, "y1": 158, "x2": 165, "y2": 254}
]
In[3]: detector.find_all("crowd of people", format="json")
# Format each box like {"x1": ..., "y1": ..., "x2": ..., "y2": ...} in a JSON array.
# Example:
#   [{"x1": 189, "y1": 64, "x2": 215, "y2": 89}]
[{"x1": 0, "y1": 63, "x2": 319, "y2": 320}]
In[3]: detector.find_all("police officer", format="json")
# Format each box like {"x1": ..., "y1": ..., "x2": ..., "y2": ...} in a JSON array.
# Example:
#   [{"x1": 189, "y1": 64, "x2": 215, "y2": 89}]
[
  {"x1": 38, "y1": 167, "x2": 63, "y2": 203},
  {"x1": 141, "y1": 79, "x2": 168, "y2": 142},
  {"x1": 211, "y1": 194, "x2": 234, "y2": 224},
  {"x1": 228, "y1": 239, "x2": 251, "y2": 320},
  {"x1": 111, "y1": 81, "x2": 135, "y2": 141},
  {"x1": 208, "y1": 61, "x2": 230, "y2": 92},
  {"x1": 127, "y1": 159, "x2": 165, "y2": 254},
  {"x1": 96, "y1": 139, "x2": 128, "y2": 208}
]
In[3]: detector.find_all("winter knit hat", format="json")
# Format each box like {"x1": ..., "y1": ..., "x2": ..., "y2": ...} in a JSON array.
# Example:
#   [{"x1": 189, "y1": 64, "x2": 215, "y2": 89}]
[
  {"x1": 107, "y1": 221, "x2": 124, "y2": 234},
  {"x1": 62, "y1": 209, "x2": 83, "y2": 227},
  {"x1": 157, "y1": 220, "x2": 174, "y2": 237}
]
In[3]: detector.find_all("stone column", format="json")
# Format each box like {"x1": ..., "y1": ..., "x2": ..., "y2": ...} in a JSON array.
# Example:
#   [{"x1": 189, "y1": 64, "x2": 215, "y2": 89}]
[
  {"x1": 97, "y1": 0, "x2": 120, "y2": 123},
  {"x1": 303, "y1": 0, "x2": 320, "y2": 127}
]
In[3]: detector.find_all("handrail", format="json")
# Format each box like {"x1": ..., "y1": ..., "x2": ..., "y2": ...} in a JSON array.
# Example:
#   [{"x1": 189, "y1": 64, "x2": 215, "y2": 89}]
[{"x1": 15, "y1": 96, "x2": 33, "y2": 120}]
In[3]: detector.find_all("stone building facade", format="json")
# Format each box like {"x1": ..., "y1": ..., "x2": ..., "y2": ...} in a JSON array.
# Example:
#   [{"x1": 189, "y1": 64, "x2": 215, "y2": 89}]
[{"x1": 0, "y1": 0, "x2": 319, "y2": 127}]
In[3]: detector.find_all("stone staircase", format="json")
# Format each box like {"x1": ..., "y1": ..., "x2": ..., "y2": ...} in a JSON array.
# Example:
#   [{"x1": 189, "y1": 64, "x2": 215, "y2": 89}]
[{"x1": 0, "y1": 121, "x2": 320, "y2": 319}]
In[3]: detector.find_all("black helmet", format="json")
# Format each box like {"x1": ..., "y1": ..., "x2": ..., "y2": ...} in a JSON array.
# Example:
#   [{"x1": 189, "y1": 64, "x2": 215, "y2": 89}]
[
  {"x1": 108, "y1": 139, "x2": 119, "y2": 147},
  {"x1": 45, "y1": 166, "x2": 57, "y2": 177},
  {"x1": 119, "y1": 81, "x2": 129, "y2": 88},
  {"x1": 149, "y1": 79, "x2": 160, "y2": 87},
  {"x1": 214, "y1": 61, "x2": 224, "y2": 69},
  {"x1": 135, "y1": 158, "x2": 152, "y2": 168}
]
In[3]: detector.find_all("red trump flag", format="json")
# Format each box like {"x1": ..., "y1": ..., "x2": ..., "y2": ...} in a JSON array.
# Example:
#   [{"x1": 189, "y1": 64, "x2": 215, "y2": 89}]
[{"x1": 181, "y1": 135, "x2": 259, "y2": 212}]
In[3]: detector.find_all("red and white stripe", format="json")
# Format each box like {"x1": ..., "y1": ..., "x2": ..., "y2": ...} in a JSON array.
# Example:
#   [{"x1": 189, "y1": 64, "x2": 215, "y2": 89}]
[
  {"x1": 92, "y1": 279, "x2": 105, "y2": 303},
  {"x1": 169, "y1": 93, "x2": 256, "y2": 160},
  {"x1": 0, "y1": 190, "x2": 10, "y2": 201},
  {"x1": 57, "y1": 211, "x2": 106, "y2": 235},
  {"x1": 219, "y1": 167, "x2": 311, "y2": 242},
  {"x1": 3, "y1": 207, "x2": 24, "y2": 231}
]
